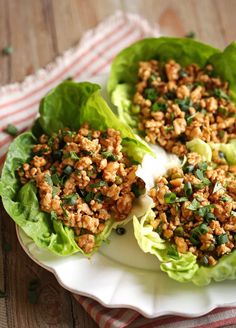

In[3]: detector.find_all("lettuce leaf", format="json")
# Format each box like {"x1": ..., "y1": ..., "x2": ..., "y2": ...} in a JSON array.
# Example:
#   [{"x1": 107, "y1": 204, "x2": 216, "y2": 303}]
[
  {"x1": 186, "y1": 138, "x2": 236, "y2": 165},
  {"x1": 108, "y1": 37, "x2": 220, "y2": 128},
  {"x1": 0, "y1": 81, "x2": 152, "y2": 256}
]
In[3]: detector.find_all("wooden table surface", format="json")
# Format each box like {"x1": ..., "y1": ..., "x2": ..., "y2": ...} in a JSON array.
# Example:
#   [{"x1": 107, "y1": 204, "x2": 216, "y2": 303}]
[{"x1": 1, "y1": 1, "x2": 236, "y2": 327}]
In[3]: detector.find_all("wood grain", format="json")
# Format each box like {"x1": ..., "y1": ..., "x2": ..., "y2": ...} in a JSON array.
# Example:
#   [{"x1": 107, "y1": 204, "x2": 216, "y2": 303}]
[{"x1": 0, "y1": 0, "x2": 236, "y2": 327}]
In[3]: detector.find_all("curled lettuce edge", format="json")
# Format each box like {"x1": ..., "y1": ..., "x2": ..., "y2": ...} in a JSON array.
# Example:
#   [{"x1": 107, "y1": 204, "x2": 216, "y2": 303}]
[
  {"x1": 108, "y1": 37, "x2": 236, "y2": 129},
  {"x1": 0, "y1": 81, "x2": 153, "y2": 257}
]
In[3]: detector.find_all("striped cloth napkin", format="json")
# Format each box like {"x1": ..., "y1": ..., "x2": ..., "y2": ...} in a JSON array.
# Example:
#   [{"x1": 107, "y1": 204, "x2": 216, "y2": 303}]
[{"x1": 0, "y1": 10, "x2": 236, "y2": 328}]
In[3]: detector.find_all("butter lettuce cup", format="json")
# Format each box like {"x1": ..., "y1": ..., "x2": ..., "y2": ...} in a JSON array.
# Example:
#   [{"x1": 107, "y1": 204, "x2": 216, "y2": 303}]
[
  {"x1": 0, "y1": 81, "x2": 153, "y2": 257},
  {"x1": 133, "y1": 140, "x2": 236, "y2": 286},
  {"x1": 108, "y1": 37, "x2": 236, "y2": 157}
]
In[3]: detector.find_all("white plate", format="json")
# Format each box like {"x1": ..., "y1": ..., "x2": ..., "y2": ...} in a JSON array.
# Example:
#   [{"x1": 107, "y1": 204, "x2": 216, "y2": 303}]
[{"x1": 16, "y1": 74, "x2": 236, "y2": 318}]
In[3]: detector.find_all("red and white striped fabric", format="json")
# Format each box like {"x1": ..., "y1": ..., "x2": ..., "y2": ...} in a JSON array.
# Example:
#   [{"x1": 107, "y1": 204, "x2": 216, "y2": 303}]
[{"x1": 1, "y1": 10, "x2": 236, "y2": 328}]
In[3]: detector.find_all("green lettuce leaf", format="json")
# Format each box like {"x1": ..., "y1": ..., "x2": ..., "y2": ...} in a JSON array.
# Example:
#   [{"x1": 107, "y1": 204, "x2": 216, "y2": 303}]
[
  {"x1": 186, "y1": 138, "x2": 236, "y2": 165},
  {"x1": 108, "y1": 37, "x2": 220, "y2": 127},
  {"x1": 0, "y1": 81, "x2": 153, "y2": 256}
]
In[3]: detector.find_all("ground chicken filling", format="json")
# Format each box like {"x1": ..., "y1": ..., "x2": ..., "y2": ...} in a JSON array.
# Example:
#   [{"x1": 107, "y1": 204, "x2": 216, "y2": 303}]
[
  {"x1": 18, "y1": 124, "x2": 145, "y2": 253},
  {"x1": 149, "y1": 152, "x2": 236, "y2": 266},
  {"x1": 133, "y1": 59, "x2": 236, "y2": 156}
]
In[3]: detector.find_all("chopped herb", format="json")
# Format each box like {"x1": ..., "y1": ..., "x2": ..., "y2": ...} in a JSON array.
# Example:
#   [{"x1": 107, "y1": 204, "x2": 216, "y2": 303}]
[
  {"x1": 200, "y1": 255, "x2": 209, "y2": 266},
  {"x1": 167, "y1": 245, "x2": 180, "y2": 260},
  {"x1": 184, "y1": 182, "x2": 192, "y2": 197},
  {"x1": 131, "y1": 105, "x2": 140, "y2": 114},
  {"x1": 179, "y1": 68, "x2": 188, "y2": 78},
  {"x1": 187, "y1": 199, "x2": 200, "y2": 211},
  {"x1": 63, "y1": 165, "x2": 73, "y2": 175},
  {"x1": 51, "y1": 211, "x2": 57, "y2": 220},
  {"x1": 69, "y1": 151, "x2": 80, "y2": 160},
  {"x1": 183, "y1": 164, "x2": 194, "y2": 173},
  {"x1": 51, "y1": 173, "x2": 61, "y2": 186},
  {"x1": 60, "y1": 204, "x2": 68, "y2": 218},
  {"x1": 90, "y1": 181, "x2": 107, "y2": 188},
  {"x1": 175, "y1": 97, "x2": 192, "y2": 112},
  {"x1": 144, "y1": 88, "x2": 157, "y2": 101},
  {"x1": 186, "y1": 113, "x2": 197, "y2": 125},
  {"x1": 0, "y1": 290, "x2": 6, "y2": 298},
  {"x1": 2, "y1": 46, "x2": 13, "y2": 55},
  {"x1": 63, "y1": 194, "x2": 78, "y2": 206},
  {"x1": 218, "y1": 107, "x2": 228, "y2": 116},
  {"x1": 164, "y1": 192, "x2": 177, "y2": 204},
  {"x1": 185, "y1": 31, "x2": 196, "y2": 39},
  {"x1": 174, "y1": 226, "x2": 184, "y2": 237},
  {"x1": 195, "y1": 169, "x2": 211, "y2": 186},
  {"x1": 176, "y1": 197, "x2": 188, "y2": 202},
  {"x1": 102, "y1": 151, "x2": 118, "y2": 161},
  {"x1": 28, "y1": 279, "x2": 40, "y2": 304},
  {"x1": 52, "y1": 186, "x2": 60, "y2": 198},
  {"x1": 164, "y1": 90, "x2": 176, "y2": 100},
  {"x1": 165, "y1": 126, "x2": 174, "y2": 132},
  {"x1": 4, "y1": 124, "x2": 18, "y2": 136},
  {"x1": 85, "y1": 192, "x2": 94, "y2": 203},
  {"x1": 212, "y1": 181, "x2": 224, "y2": 193},
  {"x1": 52, "y1": 150, "x2": 63, "y2": 161},
  {"x1": 198, "y1": 204, "x2": 215, "y2": 218},
  {"x1": 218, "y1": 131, "x2": 225, "y2": 139},
  {"x1": 213, "y1": 88, "x2": 229, "y2": 100},
  {"x1": 221, "y1": 195, "x2": 232, "y2": 202},
  {"x1": 116, "y1": 227, "x2": 126, "y2": 235},
  {"x1": 94, "y1": 193, "x2": 104, "y2": 203},
  {"x1": 198, "y1": 162, "x2": 208, "y2": 171},
  {"x1": 149, "y1": 73, "x2": 158, "y2": 82},
  {"x1": 151, "y1": 102, "x2": 167, "y2": 112},
  {"x1": 216, "y1": 233, "x2": 228, "y2": 245},
  {"x1": 44, "y1": 173, "x2": 53, "y2": 186}
]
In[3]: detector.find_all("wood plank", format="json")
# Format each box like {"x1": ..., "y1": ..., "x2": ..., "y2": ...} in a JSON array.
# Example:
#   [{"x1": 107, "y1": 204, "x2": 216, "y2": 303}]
[
  {"x1": 0, "y1": 0, "x2": 10, "y2": 84},
  {"x1": 1, "y1": 205, "x2": 75, "y2": 328},
  {"x1": 216, "y1": 0, "x2": 236, "y2": 46},
  {"x1": 7, "y1": 0, "x2": 57, "y2": 82},
  {"x1": 122, "y1": 0, "x2": 226, "y2": 48},
  {"x1": 51, "y1": 0, "x2": 121, "y2": 54}
]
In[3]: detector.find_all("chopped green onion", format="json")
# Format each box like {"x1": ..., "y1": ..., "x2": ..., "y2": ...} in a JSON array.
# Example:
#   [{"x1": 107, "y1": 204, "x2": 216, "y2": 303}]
[
  {"x1": 164, "y1": 192, "x2": 177, "y2": 204},
  {"x1": 151, "y1": 102, "x2": 167, "y2": 112},
  {"x1": 84, "y1": 191, "x2": 94, "y2": 203},
  {"x1": 90, "y1": 181, "x2": 107, "y2": 188},
  {"x1": 144, "y1": 88, "x2": 157, "y2": 101},
  {"x1": 187, "y1": 199, "x2": 200, "y2": 211},
  {"x1": 185, "y1": 31, "x2": 196, "y2": 39},
  {"x1": 213, "y1": 88, "x2": 229, "y2": 100},
  {"x1": 52, "y1": 186, "x2": 60, "y2": 198},
  {"x1": 183, "y1": 165, "x2": 194, "y2": 173},
  {"x1": 4, "y1": 124, "x2": 18, "y2": 136},
  {"x1": 131, "y1": 105, "x2": 140, "y2": 114},
  {"x1": 198, "y1": 162, "x2": 208, "y2": 171},
  {"x1": 2, "y1": 46, "x2": 13, "y2": 55},
  {"x1": 63, "y1": 193, "x2": 78, "y2": 206},
  {"x1": 174, "y1": 226, "x2": 184, "y2": 237},
  {"x1": 184, "y1": 182, "x2": 192, "y2": 197},
  {"x1": 213, "y1": 181, "x2": 224, "y2": 193},
  {"x1": 167, "y1": 245, "x2": 180, "y2": 260},
  {"x1": 102, "y1": 151, "x2": 118, "y2": 161},
  {"x1": 216, "y1": 233, "x2": 228, "y2": 245},
  {"x1": 63, "y1": 165, "x2": 73, "y2": 175},
  {"x1": 44, "y1": 173, "x2": 53, "y2": 186},
  {"x1": 51, "y1": 173, "x2": 61, "y2": 186}
]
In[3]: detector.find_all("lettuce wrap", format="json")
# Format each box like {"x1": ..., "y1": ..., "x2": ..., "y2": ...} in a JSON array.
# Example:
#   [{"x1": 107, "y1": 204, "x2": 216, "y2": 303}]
[
  {"x1": 108, "y1": 37, "x2": 236, "y2": 130},
  {"x1": 0, "y1": 81, "x2": 153, "y2": 256},
  {"x1": 133, "y1": 139, "x2": 236, "y2": 286}
]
